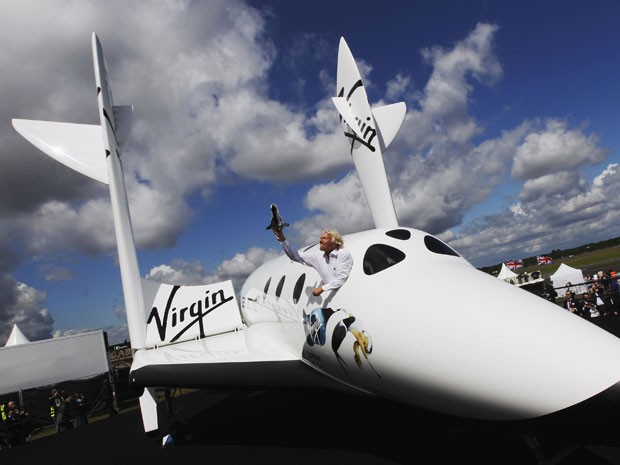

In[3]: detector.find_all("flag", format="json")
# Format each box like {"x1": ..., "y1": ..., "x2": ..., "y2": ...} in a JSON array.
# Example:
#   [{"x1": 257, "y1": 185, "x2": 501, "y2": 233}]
[
  {"x1": 537, "y1": 256, "x2": 553, "y2": 265},
  {"x1": 506, "y1": 260, "x2": 523, "y2": 271}
]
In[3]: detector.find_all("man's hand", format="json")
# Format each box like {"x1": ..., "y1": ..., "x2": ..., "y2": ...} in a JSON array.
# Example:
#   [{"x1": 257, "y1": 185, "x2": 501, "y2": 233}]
[
  {"x1": 273, "y1": 229, "x2": 285, "y2": 241},
  {"x1": 312, "y1": 287, "x2": 324, "y2": 296}
]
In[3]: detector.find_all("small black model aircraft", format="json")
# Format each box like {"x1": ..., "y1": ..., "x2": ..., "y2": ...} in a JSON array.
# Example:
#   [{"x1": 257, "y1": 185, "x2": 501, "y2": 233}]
[{"x1": 265, "y1": 203, "x2": 289, "y2": 232}]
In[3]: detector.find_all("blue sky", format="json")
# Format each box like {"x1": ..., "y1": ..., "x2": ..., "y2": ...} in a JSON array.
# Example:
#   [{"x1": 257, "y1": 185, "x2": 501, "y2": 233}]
[{"x1": 2, "y1": 0, "x2": 620, "y2": 345}]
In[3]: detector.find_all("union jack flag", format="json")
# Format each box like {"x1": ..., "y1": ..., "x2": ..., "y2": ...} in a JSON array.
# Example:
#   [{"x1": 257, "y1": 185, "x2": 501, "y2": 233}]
[
  {"x1": 537, "y1": 256, "x2": 553, "y2": 265},
  {"x1": 506, "y1": 260, "x2": 524, "y2": 271}
]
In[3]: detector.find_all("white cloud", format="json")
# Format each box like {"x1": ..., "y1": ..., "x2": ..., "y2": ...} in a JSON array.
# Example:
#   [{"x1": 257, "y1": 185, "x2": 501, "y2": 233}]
[
  {"x1": 1, "y1": 282, "x2": 54, "y2": 344},
  {"x1": 512, "y1": 119, "x2": 607, "y2": 180},
  {"x1": 1, "y1": 5, "x2": 618, "y2": 342},
  {"x1": 145, "y1": 246, "x2": 280, "y2": 293}
]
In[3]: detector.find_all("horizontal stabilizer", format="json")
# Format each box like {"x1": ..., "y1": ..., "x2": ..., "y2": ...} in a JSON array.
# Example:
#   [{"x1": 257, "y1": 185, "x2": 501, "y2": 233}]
[
  {"x1": 372, "y1": 102, "x2": 406, "y2": 151},
  {"x1": 12, "y1": 119, "x2": 108, "y2": 184},
  {"x1": 331, "y1": 96, "x2": 366, "y2": 141}
]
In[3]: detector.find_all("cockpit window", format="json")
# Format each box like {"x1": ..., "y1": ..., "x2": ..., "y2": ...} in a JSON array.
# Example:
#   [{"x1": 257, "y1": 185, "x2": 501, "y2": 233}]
[
  {"x1": 424, "y1": 235, "x2": 460, "y2": 257},
  {"x1": 385, "y1": 229, "x2": 411, "y2": 240},
  {"x1": 263, "y1": 277, "x2": 271, "y2": 295},
  {"x1": 363, "y1": 244, "x2": 406, "y2": 275},
  {"x1": 293, "y1": 274, "x2": 306, "y2": 304}
]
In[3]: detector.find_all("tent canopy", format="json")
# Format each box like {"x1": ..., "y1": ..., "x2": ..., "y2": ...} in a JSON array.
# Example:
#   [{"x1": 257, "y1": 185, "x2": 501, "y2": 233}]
[
  {"x1": 5, "y1": 324, "x2": 30, "y2": 347},
  {"x1": 551, "y1": 263, "x2": 587, "y2": 294},
  {"x1": 498, "y1": 263, "x2": 518, "y2": 281}
]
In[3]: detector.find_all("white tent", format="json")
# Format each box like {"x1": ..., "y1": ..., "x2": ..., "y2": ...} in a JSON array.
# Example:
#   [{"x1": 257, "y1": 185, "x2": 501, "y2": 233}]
[
  {"x1": 4, "y1": 324, "x2": 30, "y2": 346},
  {"x1": 551, "y1": 263, "x2": 587, "y2": 294},
  {"x1": 0, "y1": 330, "x2": 110, "y2": 395},
  {"x1": 497, "y1": 263, "x2": 518, "y2": 284}
]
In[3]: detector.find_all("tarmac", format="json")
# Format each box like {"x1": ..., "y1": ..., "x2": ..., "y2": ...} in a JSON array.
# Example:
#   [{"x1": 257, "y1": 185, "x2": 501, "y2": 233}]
[{"x1": 3, "y1": 388, "x2": 620, "y2": 465}]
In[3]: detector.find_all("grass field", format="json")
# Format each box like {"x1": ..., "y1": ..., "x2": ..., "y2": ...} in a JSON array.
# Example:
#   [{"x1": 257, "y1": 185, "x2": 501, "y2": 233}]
[{"x1": 497, "y1": 245, "x2": 620, "y2": 279}]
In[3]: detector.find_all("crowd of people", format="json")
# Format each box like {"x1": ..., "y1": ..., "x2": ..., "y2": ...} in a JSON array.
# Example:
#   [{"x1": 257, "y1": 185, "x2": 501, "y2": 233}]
[
  {"x1": 0, "y1": 400, "x2": 33, "y2": 449},
  {"x1": 559, "y1": 270, "x2": 620, "y2": 319},
  {"x1": 48, "y1": 388, "x2": 89, "y2": 434},
  {"x1": 0, "y1": 388, "x2": 90, "y2": 450}
]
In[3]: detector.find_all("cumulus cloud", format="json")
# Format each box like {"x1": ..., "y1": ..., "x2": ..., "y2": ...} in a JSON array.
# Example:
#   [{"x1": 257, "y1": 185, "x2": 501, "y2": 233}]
[
  {"x1": 0, "y1": 282, "x2": 54, "y2": 344},
  {"x1": 0, "y1": 245, "x2": 54, "y2": 344},
  {"x1": 0, "y1": 1, "x2": 347, "y2": 339},
  {"x1": 1, "y1": 4, "x2": 618, "y2": 344},
  {"x1": 512, "y1": 119, "x2": 607, "y2": 180},
  {"x1": 145, "y1": 246, "x2": 280, "y2": 293}
]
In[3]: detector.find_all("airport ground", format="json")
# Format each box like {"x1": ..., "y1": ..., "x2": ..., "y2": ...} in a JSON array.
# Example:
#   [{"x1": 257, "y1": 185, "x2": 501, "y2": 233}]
[{"x1": 4, "y1": 387, "x2": 620, "y2": 465}]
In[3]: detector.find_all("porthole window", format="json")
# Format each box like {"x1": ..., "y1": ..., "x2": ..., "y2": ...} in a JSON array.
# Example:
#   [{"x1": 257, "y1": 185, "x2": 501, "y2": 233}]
[
  {"x1": 424, "y1": 235, "x2": 460, "y2": 257},
  {"x1": 293, "y1": 274, "x2": 306, "y2": 304},
  {"x1": 385, "y1": 229, "x2": 411, "y2": 240},
  {"x1": 363, "y1": 244, "x2": 406, "y2": 275},
  {"x1": 275, "y1": 275, "x2": 286, "y2": 298}
]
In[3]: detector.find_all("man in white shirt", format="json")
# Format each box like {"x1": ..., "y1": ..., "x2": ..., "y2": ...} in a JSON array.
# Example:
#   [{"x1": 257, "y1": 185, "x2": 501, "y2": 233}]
[{"x1": 273, "y1": 228, "x2": 354, "y2": 296}]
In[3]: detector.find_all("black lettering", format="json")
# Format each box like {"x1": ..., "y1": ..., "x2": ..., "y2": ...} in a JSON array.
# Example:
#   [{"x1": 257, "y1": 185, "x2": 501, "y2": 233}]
[
  {"x1": 344, "y1": 130, "x2": 376, "y2": 153},
  {"x1": 180, "y1": 306, "x2": 188, "y2": 323},
  {"x1": 337, "y1": 82, "x2": 377, "y2": 153},
  {"x1": 189, "y1": 301, "x2": 201, "y2": 317},
  {"x1": 146, "y1": 285, "x2": 235, "y2": 343},
  {"x1": 346, "y1": 80, "x2": 364, "y2": 101},
  {"x1": 211, "y1": 289, "x2": 226, "y2": 305},
  {"x1": 146, "y1": 285, "x2": 181, "y2": 341}
]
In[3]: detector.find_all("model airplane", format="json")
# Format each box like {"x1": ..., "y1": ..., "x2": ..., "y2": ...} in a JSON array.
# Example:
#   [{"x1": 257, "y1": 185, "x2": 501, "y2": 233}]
[
  {"x1": 265, "y1": 203, "x2": 289, "y2": 232},
  {"x1": 12, "y1": 34, "x2": 620, "y2": 446}
]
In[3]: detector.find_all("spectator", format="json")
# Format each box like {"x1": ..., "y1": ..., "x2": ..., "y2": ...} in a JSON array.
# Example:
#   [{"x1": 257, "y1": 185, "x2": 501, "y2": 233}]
[
  {"x1": 581, "y1": 292, "x2": 600, "y2": 319},
  {"x1": 4, "y1": 400, "x2": 32, "y2": 447},
  {"x1": 593, "y1": 282, "x2": 615, "y2": 316},
  {"x1": 611, "y1": 275, "x2": 620, "y2": 312},
  {"x1": 563, "y1": 290, "x2": 579, "y2": 314},
  {"x1": 49, "y1": 388, "x2": 70, "y2": 433},
  {"x1": 542, "y1": 283, "x2": 558, "y2": 303},
  {"x1": 71, "y1": 393, "x2": 89, "y2": 428}
]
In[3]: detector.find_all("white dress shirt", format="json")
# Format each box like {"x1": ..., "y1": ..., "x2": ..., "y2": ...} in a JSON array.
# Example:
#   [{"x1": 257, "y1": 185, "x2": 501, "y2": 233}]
[{"x1": 280, "y1": 239, "x2": 354, "y2": 291}]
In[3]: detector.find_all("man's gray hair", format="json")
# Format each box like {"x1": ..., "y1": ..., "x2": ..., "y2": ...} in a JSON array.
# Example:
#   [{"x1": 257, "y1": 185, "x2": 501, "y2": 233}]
[{"x1": 323, "y1": 229, "x2": 344, "y2": 248}]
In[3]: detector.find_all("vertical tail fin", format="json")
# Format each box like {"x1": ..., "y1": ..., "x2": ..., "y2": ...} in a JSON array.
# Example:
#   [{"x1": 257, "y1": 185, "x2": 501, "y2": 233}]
[
  {"x1": 13, "y1": 35, "x2": 148, "y2": 350},
  {"x1": 333, "y1": 37, "x2": 406, "y2": 229},
  {"x1": 13, "y1": 33, "x2": 244, "y2": 434},
  {"x1": 13, "y1": 33, "x2": 153, "y2": 431},
  {"x1": 91, "y1": 33, "x2": 148, "y2": 351}
]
